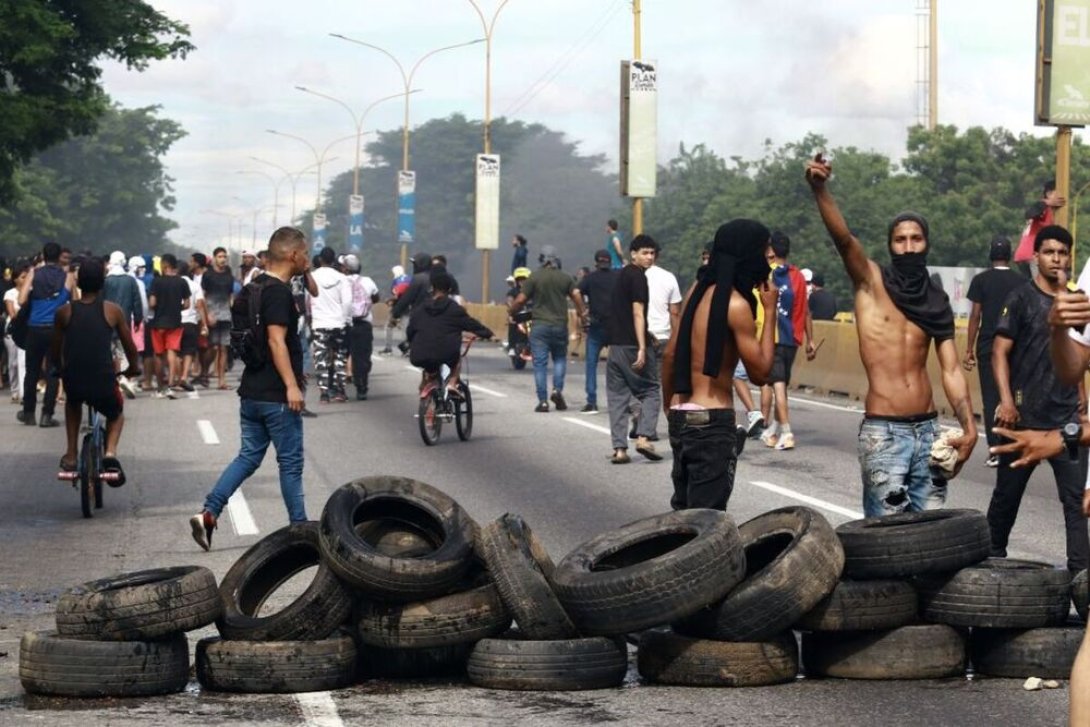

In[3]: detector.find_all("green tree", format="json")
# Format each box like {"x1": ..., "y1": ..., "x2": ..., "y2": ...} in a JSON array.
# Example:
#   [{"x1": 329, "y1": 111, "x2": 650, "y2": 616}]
[
  {"x1": 0, "y1": 0, "x2": 192, "y2": 203},
  {"x1": 0, "y1": 103, "x2": 186, "y2": 258}
]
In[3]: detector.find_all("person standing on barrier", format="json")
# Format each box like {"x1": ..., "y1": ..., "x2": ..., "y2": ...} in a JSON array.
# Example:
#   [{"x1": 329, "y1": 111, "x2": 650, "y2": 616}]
[
  {"x1": 962, "y1": 237, "x2": 1027, "y2": 467},
  {"x1": 661, "y1": 219, "x2": 777, "y2": 510},
  {"x1": 806, "y1": 154, "x2": 977, "y2": 517}
]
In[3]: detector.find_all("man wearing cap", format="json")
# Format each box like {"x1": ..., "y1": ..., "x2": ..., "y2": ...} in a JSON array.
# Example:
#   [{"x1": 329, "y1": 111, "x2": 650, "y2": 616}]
[
  {"x1": 342, "y1": 254, "x2": 379, "y2": 400},
  {"x1": 808, "y1": 272, "x2": 837, "y2": 321},
  {"x1": 806, "y1": 155, "x2": 977, "y2": 517},
  {"x1": 963, "y1": 237, "x2": 1027, "y2": 465},
  {"x1": 509, "y1": 244, "x2": 586, "y2": 412},
  {"x1": 576, "y1": 250, "x2": 618, "y2": 413},
  {"x1": 103, "y1": 251, "x2": 143, "y2": 397},
  {"x1": 239, "y1": 250, "x2": 258, "y2": 285}
]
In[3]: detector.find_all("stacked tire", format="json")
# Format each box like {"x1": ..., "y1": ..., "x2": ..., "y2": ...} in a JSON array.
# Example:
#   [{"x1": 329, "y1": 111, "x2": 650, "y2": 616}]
[{"x1": 21, "y1": 566, "x2": 221, "y2": 698}]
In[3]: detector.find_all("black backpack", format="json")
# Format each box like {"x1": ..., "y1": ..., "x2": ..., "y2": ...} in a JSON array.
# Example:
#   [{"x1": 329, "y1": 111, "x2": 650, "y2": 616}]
[{"x1": 230, "y1": 276, "x2": 274, "y2": 368}]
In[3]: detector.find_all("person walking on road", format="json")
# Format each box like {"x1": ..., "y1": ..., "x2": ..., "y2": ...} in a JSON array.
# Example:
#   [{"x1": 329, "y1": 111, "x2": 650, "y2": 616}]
[
  {"x1": 605, "y1": 235, "x2": 664, "y2": 463},
  {"x1": 103, "y1": 251, "x2": 143, "y2": 398},
  {"x1": 190, "y1": 227, "x2": 312, "y2": 551},
  {"x1": 962, "y1": 237, "x2": 1026, "y2": 466},
  {"x1": 508, "y1": 244, "x2": 586, "y2": 412},
  {"x1": 3, "y1": 262, "x2": 29, "y2": 405},
  {"x1": 806, "y1": 154, "x2": 977, "y2": 517},
  {"x1": 989, "y1": 225, "x2": 1088, "y2": 573},
  {"x1": 575, "y1": 250, "x2": 617, "y2": 413},
  {"x1": 148, "y1": 254, "x2": 190, "y2": 398},
  {"x1": 342, "y1": 253, "x2": 379, "y2": 400},
  {"x1": 201, "y1": 247, "x2": 235, "y2": 390},
  {"x1": 662, "y1": 219, "x2": 778, "y2": 510},
  {"x1": 308, "y1": 247, "x2": 353, "y2": 403},
  {"x1": 17, "y1": 242, "x2": 73, "y2": 428}
]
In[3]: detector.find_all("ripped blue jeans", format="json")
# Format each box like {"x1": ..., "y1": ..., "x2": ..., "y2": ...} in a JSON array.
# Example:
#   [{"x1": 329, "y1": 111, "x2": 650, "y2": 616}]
[{"x1": 858, "y1": 416, "x2": 946, "y2": 517}]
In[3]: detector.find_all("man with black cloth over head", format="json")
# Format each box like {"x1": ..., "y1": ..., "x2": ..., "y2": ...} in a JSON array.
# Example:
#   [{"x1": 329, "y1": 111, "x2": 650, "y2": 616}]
[
  {"x1": 806, "y1": 155, "x2": 977, "y2": 517},
  {"x1": 661, "y1": 220, "x2": 779, "y2": 510}
]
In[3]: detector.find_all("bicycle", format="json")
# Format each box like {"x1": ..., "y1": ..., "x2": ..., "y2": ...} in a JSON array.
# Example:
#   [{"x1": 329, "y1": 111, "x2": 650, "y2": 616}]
[
  {"x1": 417, "y1": 338, "x2": 475, "y2": 446},
  {"x1": 57, "y1": 402, "x2": 120, "y2": 518}
]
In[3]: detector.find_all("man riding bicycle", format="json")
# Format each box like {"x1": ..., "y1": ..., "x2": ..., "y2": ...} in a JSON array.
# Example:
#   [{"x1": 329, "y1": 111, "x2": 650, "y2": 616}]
[
  {"x1": 406, "y1": 271, "x2": 493, "y2": 397},
  {"x1": 52, "y1": 258, "x2": 140, "y2": 484}
]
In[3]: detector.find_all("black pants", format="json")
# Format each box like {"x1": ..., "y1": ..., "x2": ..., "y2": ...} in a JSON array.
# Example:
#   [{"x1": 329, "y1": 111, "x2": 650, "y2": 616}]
[
  {"x1": 349, "y1": 319, "x2": 373, "y2": 394},
  {"x1": 976, "y1": 345, "x2": 1000, "y2": 447},
  {"x1": 668, "y1": 409, "x2": 737, "y2": 511},
  {"x1": 22, "y1": 325, "x2": 59, "y2": 418},
  {"x1": 989, "y1": 443, "x2": 1089, "y2": 572}
]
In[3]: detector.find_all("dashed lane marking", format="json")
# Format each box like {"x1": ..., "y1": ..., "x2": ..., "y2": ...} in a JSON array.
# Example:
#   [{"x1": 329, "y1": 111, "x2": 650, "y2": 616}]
[
  {"x1": 562, "y1": 417, "x2": 611, "y2": 435},
  {"x1": 296, "y1": 692, "x2": 344, "y2": 727},
  {"x1": 470, "y1": 384, "x2": 507, "y2": 398},
  {"x1": 750, "y1": 480, "x2": 863, "y2": 519},
  {"x1": 226, "y1": 490, "x2": 259, "y2": 536},
  {"x1": 197, "y1": 419, "x2": 219, "y2": 445}
]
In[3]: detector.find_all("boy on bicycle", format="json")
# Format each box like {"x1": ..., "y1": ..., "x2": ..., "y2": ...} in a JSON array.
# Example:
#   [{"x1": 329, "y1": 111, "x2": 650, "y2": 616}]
[
  {"x1": 51, "y1": 258, "x2": 140, "y2": 485},
  {"x1": 406, "y1": 272, "x2": 493, "y2": 396}
]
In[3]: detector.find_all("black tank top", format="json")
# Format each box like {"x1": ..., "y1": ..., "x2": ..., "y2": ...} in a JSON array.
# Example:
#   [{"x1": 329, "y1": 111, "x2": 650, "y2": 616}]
[{"x1": 63, "y1": 297, "x2": 115, "y2": 400}]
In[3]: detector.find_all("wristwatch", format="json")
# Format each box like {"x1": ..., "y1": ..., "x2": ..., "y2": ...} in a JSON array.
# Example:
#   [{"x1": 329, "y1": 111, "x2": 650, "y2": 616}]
[{"x1": 1061, "y1": 422, "x2": 1082, "y2": 461}]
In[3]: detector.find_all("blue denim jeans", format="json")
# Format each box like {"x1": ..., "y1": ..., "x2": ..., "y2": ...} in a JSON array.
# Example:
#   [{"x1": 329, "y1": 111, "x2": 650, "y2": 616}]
[
  {"x1": 584, "y1": 323, "x2": 606, "y2": 407},
  {"x1": 530, "y1": 323, "x2": 568, "y2": 403},
  {"x1": 204, "y1": 398, "x2": 307, "y2": 523},
  {"x1": 858, "y1": 416, "x2": 945, "y2": 517}
]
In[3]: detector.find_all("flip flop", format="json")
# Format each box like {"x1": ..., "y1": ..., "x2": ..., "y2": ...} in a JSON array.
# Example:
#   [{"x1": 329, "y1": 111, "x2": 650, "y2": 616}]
[
  {"x1": 217, "y1": 384, "x2": 233, "y2": 391},
  {"x1": 101, "y1": 456, "x2": 127, "y2": 488}
]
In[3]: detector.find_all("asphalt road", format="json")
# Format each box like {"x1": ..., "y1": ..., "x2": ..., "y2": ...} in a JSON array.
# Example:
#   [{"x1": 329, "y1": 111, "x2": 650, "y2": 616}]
[{"x1": 0, "y1": 340, "x2": 1077, "y2": 725}]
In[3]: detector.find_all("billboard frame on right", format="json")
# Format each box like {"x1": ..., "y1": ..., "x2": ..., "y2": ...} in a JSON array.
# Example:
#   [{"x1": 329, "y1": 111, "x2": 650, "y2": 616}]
[{"x1": 1036, "y1": 0, "x2": 1090, "y2": 127}]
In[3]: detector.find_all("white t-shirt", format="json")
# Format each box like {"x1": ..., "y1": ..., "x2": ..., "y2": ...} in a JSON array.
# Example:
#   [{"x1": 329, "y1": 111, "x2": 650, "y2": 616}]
[
  {"x1": 1071, "y1": 259, "x2": 1090, "y2": 348},
  {"x1": 181, "y1": 278, "x2": 202, "y2": 325},
  {"x1": 645, "y1": 264, "x2": 682, "y2": 341},
  {"x1": 350, "y1": 275, "x2": 380, "y2": 324},
  {"x1": 3, "y1": 287, "x2": 20, "y2": 317}
]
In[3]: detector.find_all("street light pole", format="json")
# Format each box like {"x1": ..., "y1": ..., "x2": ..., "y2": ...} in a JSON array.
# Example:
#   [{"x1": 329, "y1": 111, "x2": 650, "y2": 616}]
[
  {"x1": 235, "y1": 169, "x2": 284, "y2": 227},
  {"x1": 249, "y1": 157, "x2": 321, "y2": 224}
]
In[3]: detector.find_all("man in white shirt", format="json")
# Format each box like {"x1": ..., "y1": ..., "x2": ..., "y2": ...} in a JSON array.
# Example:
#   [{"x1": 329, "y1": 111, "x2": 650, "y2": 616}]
[
  {"x1": 627, "y1": 245, "x2": 682, "y2": 440},
  {"x1": 307, "y1": 247, "x2": 353, "y2": 403},
  {"x1": 342, "y1": 254, "x2": 380, "y2": 400}
]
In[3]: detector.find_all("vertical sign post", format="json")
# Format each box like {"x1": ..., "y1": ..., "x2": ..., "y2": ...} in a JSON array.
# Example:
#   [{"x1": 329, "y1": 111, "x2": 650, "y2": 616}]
[
  {"x1": 312, "y1": 212, "x2": 327, "y2": 253},
  {"x1": 398, "y1": 171, "x2": 416, "y2": 246},
  {"x1": 348, "y1": 195, "x2": 364, "y2": 253},
  {"x1": 475, "y1": 154, "x2": 500, "y2": 303}
]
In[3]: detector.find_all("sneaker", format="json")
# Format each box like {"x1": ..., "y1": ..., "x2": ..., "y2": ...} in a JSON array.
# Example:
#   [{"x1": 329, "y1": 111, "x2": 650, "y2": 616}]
[
  {"x1": 356, "y1": 391, "x2": 368, "y2": 401},
  {"x1": 38, "y1": 414, "x2": 59, "y2": 428},
  {"x1": 16, "y1": 410, "x2": 35, "y2": 426},
  {"x1": 189, "y1": 511, "x2": 217, "y2": 551},
  {"x1": 774, "y1": 433, "x2": 795, "y2": 450},
  {"x1": 118, "y1": 377, "x2": 137, "y2": 400},
  {"x1": 300, "y1": 408, "x2": 318, "y2": 418},
  {"x1": 319, "y1": 393, "x2": 330, "y2": 404},
  {"x1": 177, "y1": 381, "x2": 195, "y2": 393},
  {"x1": 535, "y1": 401, "x2": 550, "y2": 413},
  {"x1": 164, "y1": 388, "x2": 177, "y2": 400},
  {"x1": 745, "y1": 411, "x2": 765, "y2": 436},
  {"x1": 636, "y1": 437, "x2": 663, "y2": 461},
  {"x1": 580, "y1": 403, "x2": 598, "y2": 414},
  {"x1": 152, "y1": 389, "x2": 166, "y2": 399},
  {"x1": 610, "y1": 450, "x2": 631, "y2": 465},
  {"x1": 985, "y1": 455, "x2": 999, "y2": 468},
  {"x1": 760, "y1": 430, "x2": 779, "y2": 448},
  {"x1": 550, "y1": 390, "x2": 568, "y2": 411}
]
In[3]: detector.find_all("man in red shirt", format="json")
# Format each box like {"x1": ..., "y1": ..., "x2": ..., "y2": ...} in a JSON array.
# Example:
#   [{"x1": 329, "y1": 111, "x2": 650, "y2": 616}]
[{"x1": 1014, "y1": 180, "x2": 1066, "y2": 278}]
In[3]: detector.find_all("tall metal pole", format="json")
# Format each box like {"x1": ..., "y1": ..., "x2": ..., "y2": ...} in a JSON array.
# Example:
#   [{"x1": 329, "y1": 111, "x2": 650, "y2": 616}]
[
  {"x1": 1057, "y1": 126, "x2": 1072, "y2": 229},
  {"x1": 236, "y1": 169, "x2": 283, "y2": 227},
  {"x1": 631, "y1": 0, "x2": 644, "y2": 235},
  {"x1": 928, "y1": 0, "x2": 938, "y2": 131}
]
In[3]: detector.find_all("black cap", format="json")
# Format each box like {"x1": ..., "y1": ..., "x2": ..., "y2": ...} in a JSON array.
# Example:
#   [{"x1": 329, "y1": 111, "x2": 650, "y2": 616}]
[
  {"x1": 989, "y1": 236, "x2": 1011, "y2": 261},
  {"x1": 593, "y1": 248, "x2": 611, "y2": 264},
  {"x1": 811, "y1": 272, "x2": 825, "y2": 287}
]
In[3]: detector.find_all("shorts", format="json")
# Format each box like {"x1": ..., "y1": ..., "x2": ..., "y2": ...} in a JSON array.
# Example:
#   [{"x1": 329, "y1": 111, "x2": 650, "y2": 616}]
[
  {"x1": 151, "y1": 327, "x2": 183, "y2": 355},
  {"x1": 733, "y1": 359, "x2": 749, "y2": 382},
  {"x1": 208, "y1": 321, "x2": 231, "y2": 346},
  {"x1": 65, "y1": 383, "x2": 124, "y2": 422},
  {"x1": 411, "y1": 356, "x2": 458, "y2": 375},
  {"x1": 769, "y1": 343, "x2": 797, "y2": 385},
  {"x1": 181, "y1": 323, "x2": 199, "y2": 356}
]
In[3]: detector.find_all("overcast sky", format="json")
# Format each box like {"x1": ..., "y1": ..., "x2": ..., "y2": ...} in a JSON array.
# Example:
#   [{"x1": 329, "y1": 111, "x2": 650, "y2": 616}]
[{"x1": 99, "y1": 0, "x2": 1061, "y2": 248}]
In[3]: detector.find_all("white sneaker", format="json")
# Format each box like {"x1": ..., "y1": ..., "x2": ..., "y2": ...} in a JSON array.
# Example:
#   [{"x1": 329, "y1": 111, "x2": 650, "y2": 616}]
[
  {"x1": 760, "y1": 430, "x2": 778, "y2": 448},
  {"x1": 774, "y1": 433, "x2": 796, "y2": 450},
  {"x1": 118, "y1": 377, "x2": 137, "y2": 400},
  {"x1": 746, "y1": 410, "x2": 765, "y2": 435},
  {"x1": 152, "y1": 389, "x2": 166, "y2": 400}
]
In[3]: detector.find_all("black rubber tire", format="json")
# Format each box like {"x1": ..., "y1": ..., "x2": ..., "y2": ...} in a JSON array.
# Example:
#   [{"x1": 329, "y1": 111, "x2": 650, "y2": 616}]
[
  {"x1": 217, "y1": 522, "x2": 352, "y2": 641},
  {"x1": 795, "y1": 579, "x2": 917, "y2": 632},
  {"x1": 970, "y1": 626, "x2": 1084, "y2": 678},
  {"x1": 355, "y1": 519, "x2": 437, "y2": 558},
  {"x1": 803, "y1": 625, "x2": 967, "y2": 679},
  {"x1": 1073, "y1": 570, "x2": 1088, "y2": 622},
  {"x1": 455, "y1": 383, "x2": 473, "y2": 441},
  {"x1": 358, "y1": 643, "x2": 472, "y2": 679},
  {"x1": 637, "y1": 630, "x2": 798, "y2": 687},
  {"x1": 80, "y1": 433, "x2": 93, "y2": 519},
  {"x1": 319, "y1": 476, "x2": 475, "y2": 601},
  {"x1": 55, "y1": 565, "x2": 221, "y2": 641},
  {"x1": 20, "y1": 630, "x2": 189, "y2": 697},
  {"x1": 467, "y1": 636, "x2": 628, "y2": 691},
  {"x1": 673, "y1": 507, "x2": 843, "y2": 642},
  {"x1": 476, "y1": 514, "x2": 579, "y2": 640},
  {"x1": 552, "y1": 509, "x2": 746, "y2": 635},
  {"x1": 836, "y1": 509, "x2": 991, "y2": 579},
  {"x1": 418, "y1": 391, "x2": 441, "y2": 446},
  {"x1": 916, "y1": 558, "x2": 1071, "y2": 628},
  {"x1": 354, "y1": 582, "x2": 511, "y2": 648},
  {"x1": 196, "y1": 633, "x2": 357, "y2": 694}
]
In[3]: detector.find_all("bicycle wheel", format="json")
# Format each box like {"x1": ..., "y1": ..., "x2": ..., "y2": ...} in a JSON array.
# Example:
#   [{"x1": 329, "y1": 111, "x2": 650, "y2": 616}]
[
  {"x1": 418, "y1": 391, "x2": 442, "y2": 446},
  {"x1": 79, "y1": 434, "x2": 94, "y2": 518},
  {"x1": 455, "y1": 383, "x2": 473, "y2": 441}
]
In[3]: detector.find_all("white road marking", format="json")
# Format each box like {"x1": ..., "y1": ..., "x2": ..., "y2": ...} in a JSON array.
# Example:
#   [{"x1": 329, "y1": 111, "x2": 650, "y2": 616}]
[
  {"x1": 750, "y1": 480, "x2": 863, "y2": 520},
  {"x1": 563, "y1": 417, "x2": 611, "y2": 435},
  {"x1": 296, "y1": 692, "x2": 344, "y2": 727},
  {"x1": 470, "y1": 383, "x2": 507, "y2": 398},
  {"x1": 227, "y1": 490, "x2": 259, "y2": 536},
  {"x1": 197, "y1": 420, "x2": 220, "y2": 445}
]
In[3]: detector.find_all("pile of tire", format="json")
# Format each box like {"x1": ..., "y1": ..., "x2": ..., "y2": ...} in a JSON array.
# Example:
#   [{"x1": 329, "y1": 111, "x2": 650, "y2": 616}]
[{"x1": 20, "y1": 566, "x2": 222, "y2": 698}]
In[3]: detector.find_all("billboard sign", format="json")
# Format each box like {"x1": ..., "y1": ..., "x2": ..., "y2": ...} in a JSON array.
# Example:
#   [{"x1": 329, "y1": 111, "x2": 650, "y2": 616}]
[
  {"x1": 474, "y1": 155, "x2": 500, "y2": 251},
  {"x1": 398, "y1": 171, "x2": 416, "y2": 244},
  {"x1": 620, "y1": 59, "x2": 658, "y2": 197},
  {"x1": 1037, "y1": 0, "x2": 1090, "y2": 126},
  {"x1": 348, "y1": 195, "x2": 364, "y2": 253}
]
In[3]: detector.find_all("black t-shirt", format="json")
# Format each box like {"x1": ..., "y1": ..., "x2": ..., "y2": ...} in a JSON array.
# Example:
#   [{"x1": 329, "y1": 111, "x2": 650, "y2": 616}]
[
  {"x1": 149, "y1": 275, "x2": 190, "y2": 329},
  {"x1": 577, "y1": 268, "x2": 618, "y2": 326},
  {"x1": 201, "y1": 268, "x2": 234, "y2": 316},
  {"x1": 809, "y1": 289, "x2": 838, "y2": 320},
  {"x1": 967, "y1": 267, "x2": 1026, "y2": 353},
  {"x1": 607, "y1": 264, "x2": 649, "y2": 346},
  {"x1": 238, "y1": 274, "x2": 303, "y2": 403},
  {"x1": 995, "y1": 281, "x2": 1079, "y2": 429}
]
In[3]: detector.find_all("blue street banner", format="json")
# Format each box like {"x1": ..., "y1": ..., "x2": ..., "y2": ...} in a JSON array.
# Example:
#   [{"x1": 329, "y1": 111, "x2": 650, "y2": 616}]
[
  {"x1": 398, "y1": 170, "x2": 416, "y2": 244},
  {"x1": 348, "y1": 195, "x2": 364, "y2": 253},
  {"x1": 312, "y1": 212, "x2": 327, "y2": 253}
]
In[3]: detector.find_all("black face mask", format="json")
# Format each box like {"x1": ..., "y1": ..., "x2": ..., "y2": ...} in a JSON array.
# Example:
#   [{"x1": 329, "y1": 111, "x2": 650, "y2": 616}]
[
  {"x1": 890, "y1": 251, "x2": 929, "y2": 275},
  {"x1": 881, "y1": 249, "x2": 954, "y2": 342}
]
